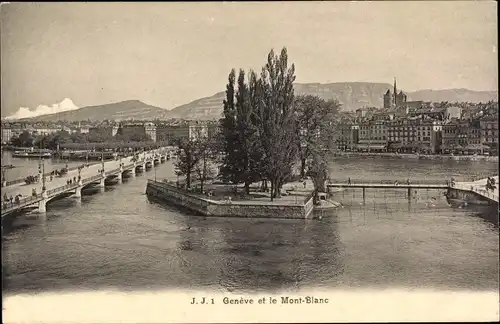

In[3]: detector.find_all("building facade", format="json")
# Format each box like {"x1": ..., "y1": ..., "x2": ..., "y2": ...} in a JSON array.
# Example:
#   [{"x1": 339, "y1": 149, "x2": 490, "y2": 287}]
[
  {"x1": 118, "y1": 123, "x2": 156, "y2": 142},
  {"x1": 387, "y1": 117, "x2": 440, "y2": 153},
  {"x1": 480, "y1": 116, "x2": 499, "y2": 155},
  {"x1": 88, "y1": 125, "x2": 119, "y2": 140},
  {"x1": 356, "y1": 119, "x2": 387, "y2": 152}
]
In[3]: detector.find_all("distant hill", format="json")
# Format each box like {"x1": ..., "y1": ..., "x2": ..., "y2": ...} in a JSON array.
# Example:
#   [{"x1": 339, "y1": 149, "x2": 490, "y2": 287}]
[
  {"x1": 19, "y1": 100, "x2": 169, "y2": 122},
  {"x1": 166, "y1": 83, "x2": 499, "y2": 120}
]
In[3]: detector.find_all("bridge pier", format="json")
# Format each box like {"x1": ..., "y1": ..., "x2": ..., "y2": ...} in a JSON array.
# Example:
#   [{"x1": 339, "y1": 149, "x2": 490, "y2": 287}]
[
  {"x1": 74, "y1": 180, "x2": 83, "y2": 198},
  {"x1": 98, "y1": 175, "x2": 105, "y2": 188},
  {"x1": 362, "y1": 187, "x2": 366, "y2": 203},
  {"x1": 38, "y1": 191, "x2": 48, "y2": 213},
  {"x1": 407, "y1": 187, "x2": 412, "y2": 200},
  {"x1": 117, "y1": 168, "x2": 123, "y2": 182}
]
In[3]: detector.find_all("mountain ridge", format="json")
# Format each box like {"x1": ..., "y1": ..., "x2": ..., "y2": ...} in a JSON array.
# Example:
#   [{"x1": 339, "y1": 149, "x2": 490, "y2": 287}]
[{"x1": 6, "y1": 83, "x2": 498, "y2": 122}]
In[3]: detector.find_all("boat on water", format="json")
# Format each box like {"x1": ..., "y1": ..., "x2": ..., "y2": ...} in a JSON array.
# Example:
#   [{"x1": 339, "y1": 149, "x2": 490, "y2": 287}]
[{"x1": 12, "y1": 147, "x2": 53, "y2": 158}]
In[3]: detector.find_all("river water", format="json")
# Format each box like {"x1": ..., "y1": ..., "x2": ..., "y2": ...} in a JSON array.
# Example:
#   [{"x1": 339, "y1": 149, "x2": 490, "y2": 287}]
[{"x1": 1, "y1": 152, "x2": 498, "y2": 295}]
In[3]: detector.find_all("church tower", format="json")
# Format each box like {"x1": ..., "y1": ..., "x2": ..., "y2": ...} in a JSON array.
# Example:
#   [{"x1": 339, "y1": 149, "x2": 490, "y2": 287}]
[{"x1": 383, "y1": 89, "x2": 392, "y2": 109}]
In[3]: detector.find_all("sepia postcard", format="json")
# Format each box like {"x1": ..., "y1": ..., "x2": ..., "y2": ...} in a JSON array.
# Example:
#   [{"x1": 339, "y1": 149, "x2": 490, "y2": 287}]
[{"x1": 1, "y1": 1, "x2": 499, "y2": 323}]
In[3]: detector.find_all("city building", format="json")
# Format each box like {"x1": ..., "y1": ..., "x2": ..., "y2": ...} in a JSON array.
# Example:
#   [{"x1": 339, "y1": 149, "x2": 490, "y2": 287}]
[
  {"x1": 88, "y1": 125, "x2": 119, "y2": 140},
  {"x1": 188, "y1": 123, "x2": 209, "y2": 140},
  {"x1": 118, "y1": 122, "x2": 156, "y2": 142},
  {"x1": 356, "y1": 119, "x2": 387, "y2": 152},
  {"x1": 444, "y1": 106, "x2": 462, "y2": 120},
  {"x1": 387, "y1": 117, "x2": 440, "y2": 153},
  {"x1": 1, "y1": 125, "x2": 13, "y2": 144},
  {"x1": 480, "y1": 115, "x2": 499, "y2": 155},
  {"x1": 355, "y1": 107, "x2": 378, "y2": 119},
  {"x1": 336, "y1": 123, "x2": 353, "y2": 151},
  {"x1": 155, "y1": 121, "x2": 209, "y2": 144},
  {"x1": 206, "y1": 121, "x2": 219, "y2": 139},
  {"x1": 144, "y1": 122, "x2": 157, "y2": 142},
  {"x1": 440, "y1": 118, "x2": 473, "y2": 153}
]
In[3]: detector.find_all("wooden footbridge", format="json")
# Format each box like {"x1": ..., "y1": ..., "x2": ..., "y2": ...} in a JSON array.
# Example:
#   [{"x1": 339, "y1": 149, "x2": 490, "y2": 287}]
[
  {"x1": 326, "y1": 177, "x2": 498, "y2": 204},
  {"x1": 327, "y1": 179, "x2": 447, "y2": 200}
]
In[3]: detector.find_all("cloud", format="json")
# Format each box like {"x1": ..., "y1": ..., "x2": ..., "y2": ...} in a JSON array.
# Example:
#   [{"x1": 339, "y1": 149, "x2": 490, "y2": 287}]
[{"x1": 4, "y1": 98, "x2": 79, "y2": 120}]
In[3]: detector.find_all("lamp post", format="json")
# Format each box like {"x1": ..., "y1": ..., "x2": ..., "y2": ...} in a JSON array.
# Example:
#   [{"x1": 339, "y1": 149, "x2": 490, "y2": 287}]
[
  {"x1": 101, "y1": 151, "x2": 105, "y2": 174},
  {"x1": 1, "y1": 167, "x2": 6, "y2": 187},
  {"x1": 41, "y1": 160, "x2": 46, "y2": 192},
  {"x1": 38, "y1": 141, "x2": 43, "y2": 182}
]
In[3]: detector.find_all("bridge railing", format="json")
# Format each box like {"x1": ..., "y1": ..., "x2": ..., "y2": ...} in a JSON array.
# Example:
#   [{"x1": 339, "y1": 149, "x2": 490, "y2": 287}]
[
  {"x1": 107, "y1": 168, "x2": 121, "y2": 174},
  {"x1": 327, "y1": 178, "x2": 449, "y2": 185},
  {"x1": 46, "y1": 183, "x2": 78, "y2": 196},
  {"x1": 83, "y1": 175, "x2": 103, "y2": 183},
  {"x1": 1, "y1": 194, "x2": 43, "y2": 214}
]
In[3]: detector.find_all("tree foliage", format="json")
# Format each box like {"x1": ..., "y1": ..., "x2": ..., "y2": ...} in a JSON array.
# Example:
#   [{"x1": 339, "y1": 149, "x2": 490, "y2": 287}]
[
  {"x1": 10, "y1": 131, "x2": 34, "y2": 147},
  {"x1": 294, "y1": 95, "x2": 341, "y2": 177},
  {"x1": 174, "y1": 128, "x2": 214, "y2": 190}
]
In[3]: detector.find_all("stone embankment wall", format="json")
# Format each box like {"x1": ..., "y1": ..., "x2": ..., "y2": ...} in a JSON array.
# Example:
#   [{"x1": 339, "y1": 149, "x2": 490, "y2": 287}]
[{"x1": 146, "y1": 180, "x2": 314, "y2": 219}]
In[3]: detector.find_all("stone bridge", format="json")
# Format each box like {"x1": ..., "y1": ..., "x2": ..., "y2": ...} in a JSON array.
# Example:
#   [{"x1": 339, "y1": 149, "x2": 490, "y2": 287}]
[{"x1": 1, "y1": 148, "x2": 174, "y2": 218}]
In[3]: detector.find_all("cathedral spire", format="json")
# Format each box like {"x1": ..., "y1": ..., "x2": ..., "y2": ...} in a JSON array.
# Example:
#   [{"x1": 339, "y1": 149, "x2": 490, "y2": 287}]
[{"x1": 393, "y1": 77, "x2": 397, "y2": 106}]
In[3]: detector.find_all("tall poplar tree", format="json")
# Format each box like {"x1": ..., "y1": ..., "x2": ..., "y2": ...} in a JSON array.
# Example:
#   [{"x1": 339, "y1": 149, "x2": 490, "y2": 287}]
[
  {"x1": 259, "y1": 48, "x2": 298, "y2": 200},
  {"x1": 219, "y1": 69, "x2": 240, "y2": 184},
  {"x1": 235, "y1": 69, "x2": 262, "y2": 194}
]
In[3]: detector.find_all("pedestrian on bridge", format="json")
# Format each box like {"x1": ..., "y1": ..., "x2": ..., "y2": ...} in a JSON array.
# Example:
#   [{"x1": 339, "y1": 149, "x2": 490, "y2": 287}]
[{"x1": 348, "y1": 177, "x2": 351, "y2": 185}]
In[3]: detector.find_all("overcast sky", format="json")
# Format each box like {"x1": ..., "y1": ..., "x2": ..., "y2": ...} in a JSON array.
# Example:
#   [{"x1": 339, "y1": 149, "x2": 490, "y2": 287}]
[{"x1": 1, "y1": 1, "x2": 497, "y2": 117}]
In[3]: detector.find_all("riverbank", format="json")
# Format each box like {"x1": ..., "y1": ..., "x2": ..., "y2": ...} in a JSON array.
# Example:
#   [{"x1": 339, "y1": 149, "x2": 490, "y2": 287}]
[{"x1": 334, "y1": 152, "x2": 499, "y2": 162}]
